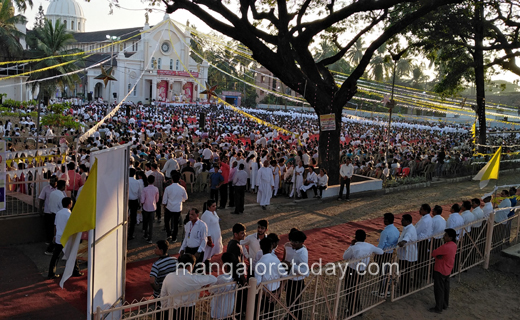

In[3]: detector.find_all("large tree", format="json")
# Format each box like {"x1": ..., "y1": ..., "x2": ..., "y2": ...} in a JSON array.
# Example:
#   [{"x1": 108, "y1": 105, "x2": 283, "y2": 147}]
[
  {"x1": 404, "y1": 0, "x2": 520, "y2": 151},
  {"x1": 155, "y1": 0, "x2": 466, "y2": 181}
]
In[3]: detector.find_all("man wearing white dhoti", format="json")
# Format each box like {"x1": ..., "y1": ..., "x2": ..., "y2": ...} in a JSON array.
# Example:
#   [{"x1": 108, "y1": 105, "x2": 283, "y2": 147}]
[
  {"x1": 256, "y1": 160, "x2": 275, "y2": 210},
  {"x1": 201, "y1": 200, "x2": 223, "y2": 273},
  {"x1": 271, "y1": 159, "x2": 281, "y2": 198},
  {"x1": 291, "y1": 161, "x2": 305, "y2": 199}
]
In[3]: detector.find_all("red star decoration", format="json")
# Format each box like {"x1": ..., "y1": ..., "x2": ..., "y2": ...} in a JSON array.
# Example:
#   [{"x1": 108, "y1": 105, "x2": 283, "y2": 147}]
[
  {"x1": 94, "y1": 66, "x2": 117, "y2": 88},
  {"x1": 200, "y1": 82, "x2": 218, "y2": 99}
]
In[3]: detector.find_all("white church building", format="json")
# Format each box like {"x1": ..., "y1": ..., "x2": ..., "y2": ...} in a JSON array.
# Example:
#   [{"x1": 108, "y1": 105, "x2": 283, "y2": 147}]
[{"x1": 46, "y1": 0, "x2": 209, "y2": 104}]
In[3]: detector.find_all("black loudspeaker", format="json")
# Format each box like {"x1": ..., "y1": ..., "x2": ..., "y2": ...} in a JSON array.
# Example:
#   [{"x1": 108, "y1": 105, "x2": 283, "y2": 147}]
[
  {"x1": 87, "y1": 92, "x2": 93, "y2": 101},
  {"x1": 113, "y1": 92, "x2": 117, "y2": 98},
  {"x1": 199, "y1": 112, "x2": 206, "y2": 129},
  {"x1": 126, "y1": 105, "x2": 131, "y2": 117}
]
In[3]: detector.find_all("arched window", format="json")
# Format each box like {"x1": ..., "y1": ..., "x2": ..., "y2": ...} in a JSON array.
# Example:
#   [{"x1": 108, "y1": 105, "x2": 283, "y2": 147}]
[
  {"x1": 170, "y1": 59, "x2": 173, "y2": 70},
  {"x1": 151, "y1": 57, "x2": 156, "y2": 69},
  {"x1": 128, "y1": 84, "x2": 132, "y2": 93},
  {"x1": 158, "y1": 58, "x2": 162, "y2": 70},
  {"x1": 176, "y1": 60, "x2": 179, "y2": 71},
  {"x1": 64, "y1": 20, "x2": 67, "y2": 28},
  {"x1": 78, "y1": 22, "x2": 81, "y2": 31},
  {"x1": 71, "y1": 21, "x2": 74, "y2": 30}
]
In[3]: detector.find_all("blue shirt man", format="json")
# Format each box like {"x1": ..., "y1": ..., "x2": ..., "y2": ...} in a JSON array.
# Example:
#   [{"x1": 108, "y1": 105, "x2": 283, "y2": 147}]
[{"x1": 378, "y1": 213, "x2": 400, "y2": 252}]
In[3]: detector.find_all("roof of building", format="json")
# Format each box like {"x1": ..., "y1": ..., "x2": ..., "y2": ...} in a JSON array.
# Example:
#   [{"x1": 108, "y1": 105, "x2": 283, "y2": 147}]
[
  {"x1": 84, "y1": 54, "x2": 118, "y2": 68},
  {"x1": 72, "y1": 27, "x2": 145, "y2": 43},
  {"x1": 46, "y1": 0, "x2": 85, "y2": 19}
]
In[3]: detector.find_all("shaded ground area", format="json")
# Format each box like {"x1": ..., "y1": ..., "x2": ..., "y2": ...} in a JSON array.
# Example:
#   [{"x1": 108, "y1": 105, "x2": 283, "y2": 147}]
[{"x1": 3, "y1": 171, "x2": 520, "y2": 319}]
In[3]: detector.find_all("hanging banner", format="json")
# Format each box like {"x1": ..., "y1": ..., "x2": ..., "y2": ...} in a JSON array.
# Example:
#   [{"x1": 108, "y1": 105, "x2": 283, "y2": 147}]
[
  {"x1": 320, "y1": 114, "x2": 336, "y2": 131},
  {"x1": 183, "y1": 82, "x2": 193, "y2": 102},
  {"x1": 157, "y1": 80, "x2": 168, "y2": 102},
  {"x1": 0, "y1": 141, "x2": 5, "y2": 211}
]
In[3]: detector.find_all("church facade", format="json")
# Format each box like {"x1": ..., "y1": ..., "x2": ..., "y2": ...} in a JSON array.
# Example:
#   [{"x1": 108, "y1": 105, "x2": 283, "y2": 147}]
[{"x1": 46, "y1": 0, "x2": 208, "y2": 104}]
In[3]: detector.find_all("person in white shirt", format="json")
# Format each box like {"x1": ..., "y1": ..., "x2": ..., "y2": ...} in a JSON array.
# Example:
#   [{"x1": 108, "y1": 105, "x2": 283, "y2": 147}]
[
  {"x1": 209, "y1": 253, "x2": 241, "y2": 320},
  {"x1": 415, "y1": 204, "x2": 433, "y2": 286},
  {"x1": 397, "y1": 214, "x2": 418, "y2": 295},
  {"x1": 128, "y1": 168, "x2": 142, "y2": 240},
  {"x1": 285, "y1": 230, "x2": 309, "y2": 319},
  {"x1": 446, "y1": 204, "x2": 464, "y2": 238},
  {"x1": 47, "y1": 197, "x2": 82, "y2": 279},
  {"x1": 343, "y1": 229, "x2": 384, "y2": 316},
  {"x1": 431, "y1": 205, "x2": 447, "y2": 243},
  {"x1": 161, "y1": 154, "x2": 179, "y2": 179},
  {"x1": 482, "y1": 195, "x2": 494, "y2": 220},
  {"x1": 48, "y1": 180, "x2": 67, "y2": 216},
  {"x1": 255, "y1": 237, "x2": 285, "y2": 317},
  {"x1": 240, "y1": 219, "x2": 268, "y2": 276},
  {"x1": 256, "y1": 160, "x2": 275, "y2": 210},
  {"x1": 162, "y1": 172, "x2": 188, "y2": 242},
  {"x1": 179, "y1": 208, "x2": 208, "y2": 273},
  {"x1": 338, "y1": 158, "x2": 354, "y2": 201},
  {"x1": 315, "y1": 168, "x2": 329, "y2": 199},
  {"x1": 300, "y1": 166, "x2": 317, "y2": 198},
  {"x1": 415, "y1": 204, "x2": 433, "y2": 240},
  {"x1": 460, "y1": 201, "x2": 475, "y2": 235},
  {"x1": 471, "y1": 198, "x2": 485, "y2": 228},
  {"x1": 495, "y1": 190, "x2": 512, "y2": 224},
  {"x1": 160, "y1": 254, "x2": 217, "y2": 319}
]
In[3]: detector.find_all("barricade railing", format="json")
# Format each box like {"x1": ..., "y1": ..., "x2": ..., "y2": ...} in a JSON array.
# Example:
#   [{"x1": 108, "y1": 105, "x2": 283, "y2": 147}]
[
  {"x1": 94, "y1": 210, "x2": 520, "y2": 320},
  {"x1": 94, "y1": 280, "x2": 249, "y2": 320}
]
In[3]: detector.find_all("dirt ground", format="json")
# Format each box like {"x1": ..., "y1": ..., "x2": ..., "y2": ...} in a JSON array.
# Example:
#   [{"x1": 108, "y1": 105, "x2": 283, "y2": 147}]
[{"x1": 18, "y1": 171, "x2": 520, "y2": 319}]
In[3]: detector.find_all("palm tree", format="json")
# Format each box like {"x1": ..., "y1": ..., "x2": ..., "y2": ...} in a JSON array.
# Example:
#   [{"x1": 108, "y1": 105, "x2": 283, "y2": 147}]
[
  {"x1": 26, "y1": 19, "x2": 83, "y2": 105},
  {"x1": 0, "y1": 0, "x2": 27, "y2": 62},
  {"x1": 368, "y1": 55, "x2": 392, "y2": 81},
  {"x1": 345, "y1": 39, "x2": 365, "y2": 66},
  {"x1": 396, "y1": 58, "x2": 412, "y2": 78}
]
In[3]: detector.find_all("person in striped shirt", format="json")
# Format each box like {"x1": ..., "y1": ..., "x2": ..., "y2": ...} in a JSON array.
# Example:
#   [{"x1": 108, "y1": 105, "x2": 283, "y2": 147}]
[{"x1": 150, "y1": 239, "x2": 177, "y2": 298}]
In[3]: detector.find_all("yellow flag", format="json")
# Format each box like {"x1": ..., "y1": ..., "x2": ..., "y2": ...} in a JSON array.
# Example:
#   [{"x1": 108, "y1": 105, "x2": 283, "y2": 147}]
[
  {"x1": 472, "y1": 146, "x2": 501, "y2": 189},
  {"x1": 60, "y1": 159, "x2": 97, "y2": 246}
]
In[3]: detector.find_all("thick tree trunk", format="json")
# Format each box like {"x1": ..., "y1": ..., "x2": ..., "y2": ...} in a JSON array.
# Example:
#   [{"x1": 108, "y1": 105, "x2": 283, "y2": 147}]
[
  {"x1": 316, "y1": 100, "x2": 344, "y2": 186},
  {"x1": 475, "y1": 0, "x2": 486, "y2": 153}
]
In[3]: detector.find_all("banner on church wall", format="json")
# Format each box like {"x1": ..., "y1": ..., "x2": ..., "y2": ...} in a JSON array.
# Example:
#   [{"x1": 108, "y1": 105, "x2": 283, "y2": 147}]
[
  {"x1": 183, "y1": 82, "x2": 193, "y2": 102},
  {"x1": 157, "y1": 70, "x2": 199, "y2": 77},
  {"x1": 157, "y1": 80, "x2": 168, "y2": 102}
]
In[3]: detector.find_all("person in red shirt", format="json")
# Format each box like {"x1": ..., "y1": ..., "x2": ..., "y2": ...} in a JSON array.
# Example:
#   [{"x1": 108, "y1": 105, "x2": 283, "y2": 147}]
[
  {"x1": 219, "y1": 156, "x2": 230, "y2": 209},
  {"x1": 429, "y1": 228, "x2": 457, "y2": 314}
]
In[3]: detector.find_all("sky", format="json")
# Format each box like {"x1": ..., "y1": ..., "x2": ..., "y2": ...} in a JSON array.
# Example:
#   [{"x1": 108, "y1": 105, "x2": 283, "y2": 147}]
[
  {"x1": 19, "y1": 0, "x2": 213, "y2": 33},
  {"x1": 17, "y1": 0, "x2": 520, "y2": 85}
]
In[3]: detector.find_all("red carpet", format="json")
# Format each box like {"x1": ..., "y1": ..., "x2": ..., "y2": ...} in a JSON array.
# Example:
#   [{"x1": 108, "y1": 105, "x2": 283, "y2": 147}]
[{"x1": 5, "y1": 204, "x2": 458, "y2": 318}]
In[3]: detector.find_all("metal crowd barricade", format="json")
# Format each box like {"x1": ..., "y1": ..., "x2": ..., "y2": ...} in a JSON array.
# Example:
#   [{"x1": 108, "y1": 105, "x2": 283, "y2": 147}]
[
  {"x1": 94, "y1": 280, "x2": 250, "y2": 320},
  {"x1": 94, "y1": 211, "x2": 520, "y2": 320}
]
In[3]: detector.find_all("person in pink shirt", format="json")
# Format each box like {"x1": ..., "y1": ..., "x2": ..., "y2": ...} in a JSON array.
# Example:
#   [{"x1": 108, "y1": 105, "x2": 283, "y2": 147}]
[
  {"x1": 66, "y1": 162, "x2": 83, "y2": 200},
  {"x1": 429, "y1": 228, "x2": 457, "y2": 314},
  {"x1": 141, "y1": 175, "x2": 159, "y2": 244}
]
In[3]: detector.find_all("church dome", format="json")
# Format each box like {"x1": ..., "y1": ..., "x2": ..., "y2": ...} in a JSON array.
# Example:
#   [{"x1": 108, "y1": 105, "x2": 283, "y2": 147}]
[{"x1": 46, "y1": 0, "x2": 86, "y2": 32}]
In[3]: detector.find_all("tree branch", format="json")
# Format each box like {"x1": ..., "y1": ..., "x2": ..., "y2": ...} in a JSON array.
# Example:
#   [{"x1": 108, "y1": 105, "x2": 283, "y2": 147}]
[
  {"x1": 317, "y1": 10, "x2": 387, "y2": 67},
  {"x1": 297, "y1": 0, "x2": 407, "y2": 45},
  {"x1": 338, "y1": 0, "x2": 464, "y2": 101}
]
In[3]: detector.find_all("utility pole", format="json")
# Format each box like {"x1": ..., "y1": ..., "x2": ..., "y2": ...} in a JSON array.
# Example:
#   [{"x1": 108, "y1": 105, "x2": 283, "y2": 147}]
[{"x1": 106, "y1": 35, "x2": 120, "y2": 106}]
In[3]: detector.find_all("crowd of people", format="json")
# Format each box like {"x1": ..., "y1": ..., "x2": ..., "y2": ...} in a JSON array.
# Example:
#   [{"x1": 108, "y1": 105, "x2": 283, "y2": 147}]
[{"x1": 17, "y1": 100, "x2": 519, "y2": 319}]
